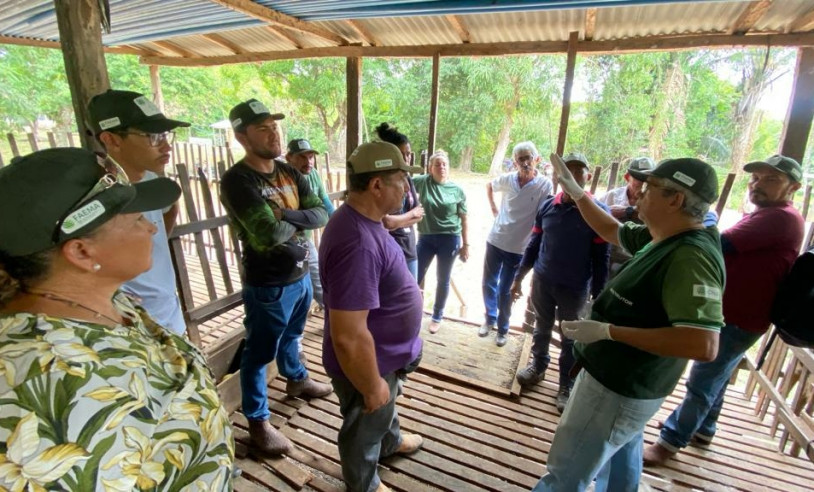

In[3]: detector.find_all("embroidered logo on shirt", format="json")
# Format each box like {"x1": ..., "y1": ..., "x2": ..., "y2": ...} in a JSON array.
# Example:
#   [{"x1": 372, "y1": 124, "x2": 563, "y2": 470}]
[
  {"x1": 693, "y1": 284, "x2": 721, "y2": 300},
  {"x1": 610, "y1": 288, "x2": 633, "y2": 306}
]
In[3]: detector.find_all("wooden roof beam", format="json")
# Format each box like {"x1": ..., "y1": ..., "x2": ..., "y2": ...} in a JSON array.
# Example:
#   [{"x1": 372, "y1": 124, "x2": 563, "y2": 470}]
[
  {"x1": 584, "y1": 8, "x2": 597, "y2": 41},
  {"x1": 0, "y1": 34, "x2": 141, "y2": 55},
  {"x1": 790, "y1": 8, "x2": 814, "y2": 32},
  {"x1": 202, "y1": 33, "x2": 245, "y2": 55},
  {"x1": 152, "y1": 40, "x2": 198, "y2": 58},
  {"x1": 208, "y1": 0, "x2": 347, "y2": 45},
  {"x1": 446, "y1": 15, "x2": 471, "y2": 43},
  {"x1": 345, "y1": 19, "x2": 378, "y2": 46},
  {"x1": 729, "y1": 1, "x2": 772, "y2": 35},
  {"x1": 265, "y1": 26, "x2": 302, "y2": 49}
]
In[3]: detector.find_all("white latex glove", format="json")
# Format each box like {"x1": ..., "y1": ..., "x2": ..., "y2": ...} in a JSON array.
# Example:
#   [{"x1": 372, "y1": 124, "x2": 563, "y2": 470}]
[
  {"x1": 561, "y1": 320, "x2": 612, "y2": 344},
  {"x1": 550, "y1": 153, "x2": 585, "y2": 201}
]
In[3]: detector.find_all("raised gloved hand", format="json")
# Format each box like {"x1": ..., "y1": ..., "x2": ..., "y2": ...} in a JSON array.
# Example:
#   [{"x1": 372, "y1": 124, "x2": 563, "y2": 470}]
[
  {"x1": 550, "y1": 153, "x2": 585, "y2": 201},
  {"x1": 561, "y1": 320, "x2": 612, "y2": 344}
]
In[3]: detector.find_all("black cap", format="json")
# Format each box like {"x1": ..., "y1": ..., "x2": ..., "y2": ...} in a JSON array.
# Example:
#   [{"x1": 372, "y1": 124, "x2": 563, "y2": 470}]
[
  {"x1": 287, "y1": 138, "x2": 320, "y2": 156},
  {"x1": 229, "y1": 99, "x2": 284, "y2": 132},
  {"x1": 0, "y1": 148, "x2": 181, "y2": 256},
  {"x1": 88, "y1": 89, "x2": 190, "y2": 134},
  {"x1": 744, "y1": 155, "x2": 804, "y2": 183},
  {"x1": 629, "y1": 158, "x2": 719, "y2": 203}
]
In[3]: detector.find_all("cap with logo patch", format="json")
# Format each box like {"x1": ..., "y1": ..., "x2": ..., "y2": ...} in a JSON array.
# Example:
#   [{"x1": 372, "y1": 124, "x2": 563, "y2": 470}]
[
  {"x1": 88, "y1": 89, "x2": 190, "y2": 134},
  {"x1": 627, "y1": 156, "x2": 655, "y2": 173},
  {"x1": 743, "y1": 155, "x2": 804, "y2": 183},
  {"x1": 347, "y1": 141, "x2": 424, "y2": 175},
  {"x1": 629, "y1": 157, "x2": 719, "y2": 203},
  {"x1": 229, "y1": 99, "x2": 284, "y2": 132},
  {"x1": 562, "y1": 152, "x2": 590, "y2": 169},
  {"x1": 287, "y1": 139, "x2": 320, "y2": 156},
  {"x1": 0, "y1": 148, "x2": 181, "y2": 257}
]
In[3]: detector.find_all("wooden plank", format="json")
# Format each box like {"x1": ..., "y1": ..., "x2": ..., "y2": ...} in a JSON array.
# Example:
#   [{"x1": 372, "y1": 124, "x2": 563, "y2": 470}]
[
  {"x1": 236, "y1": 458, "x2": 297, "y2": 492},
  {"x1": 264, "y1": 26, "x2": 302, "y2": 50},
  {"x1": 149, "y1": 65, "x2": 165, "y2": 112},
  {"x1": 780, "y1": 47, "x2": 814, "y2": 163},
  {"x1": 716, "y1": 172, "x2": 737, "y2": 218},
  {"x1": 556, "y1": 31, "x2": 579, "y2": 155},
  {"x1": 0, "y1": 34, "x2": 141, "y2": 55},
  {"x1": 197, "y1": 167, "x2": 235, "y2": 293},
  {"x1": 790, "y1": 7, "x2": 814, "y2": 32},
  {"x1": 203, "y1": 33, "x2": 246, "y2": 55},
  {"x1": 589, "y1": 165, "x2": 602, "y2": 194},
  {"x1": 46, "y1": 132, "x2": 57, "y2": 148},
  {"x1": 233, "y1": 475, "x2": 269, "y2": 492},
  {"x1": 511, "y1": 334, "x2": 533, "y2": 397},
  {"x1": 169, "y1": 237, "x2": 200, "y2": 345},
  {"x1": 446, "y1": 15, "x2": 471, "y2": 43},
  {"x1": 729, "y1": 1, "x2": 773, "y2": 35},
  {"x1": 26, "y1": 133, "x2": 39, "y2": 152},
  {"x1": 345, "y1": 20, "x2": 378, "y2": 47},
  {"x1": 428, "y1": 52, "x2": 441, "y2": 155},
  {"x1": 606, "y1": 161, "x2": 620, "y2": 190},
  {"x1": 66, "y1": 132, "x2": 76, "y2": 147},
  {"x1": 801, "y1": 184, "x2": 812, "y2": 220},
  {"x1": 346, "y1": 57, "x2": 362, "y2": 159},
  {"x1": 206, "y1": 324, "x2": 245, "y2": 381},
  {"x1": 175, "y1": 164, "x2": 218, "y2": 300},
  {"x1": 584, "y1": 8, "x2": 597, "y2": 41},
  {"x1": 6, "y1": 134, "x2": 19, "y2": 157}
]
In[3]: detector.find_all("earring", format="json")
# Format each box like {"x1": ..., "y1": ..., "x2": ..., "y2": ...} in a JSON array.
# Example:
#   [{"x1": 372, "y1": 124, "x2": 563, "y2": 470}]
[{"x1": 92, "y1": 263, "x2": 101, "y2": 272}]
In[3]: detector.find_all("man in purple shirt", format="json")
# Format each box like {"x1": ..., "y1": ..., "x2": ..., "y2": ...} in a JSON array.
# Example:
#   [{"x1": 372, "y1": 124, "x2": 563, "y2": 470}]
[{"x1": 319, "y1": 141, "x2": 425, "y2": 492}]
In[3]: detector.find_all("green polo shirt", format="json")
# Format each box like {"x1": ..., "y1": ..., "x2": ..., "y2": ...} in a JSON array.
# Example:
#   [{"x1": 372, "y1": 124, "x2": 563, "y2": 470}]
[
  {"x1": 413, "y1": 174, "x2": 467, "y2": 235},
  {"x1": 575, "y1": 222, "x2": 725, "y2": 399}
]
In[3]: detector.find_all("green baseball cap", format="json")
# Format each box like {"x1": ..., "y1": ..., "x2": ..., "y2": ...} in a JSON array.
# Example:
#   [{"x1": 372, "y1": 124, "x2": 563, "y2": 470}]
[
  {"x1": 744, "y1": 155, "x2": 804, "y2": 183},
  {"x1": 627, "y1": 157, "x2": 655, "y2": 173},
  {"x1": 562, "y1": 152, "x2": 590, "y2": 169},
  {"x1": 629, "y1": 157, "x2": 719, "y2": 203},
  {"x1": 0, "y1": 148, "x2": 181, "y2": 257},
  {"x1": 88, "y1": 89, "x2": 190, "y2": 134},
  {"x1": 287, "y1": 138, "x2": 320, "y2": 156},
  {"x1": 347, "y1": 141, "x2": 423, "y2": 175},
  {"x1": 229, "y1": 99, "x2": 284, "y2": 132}
]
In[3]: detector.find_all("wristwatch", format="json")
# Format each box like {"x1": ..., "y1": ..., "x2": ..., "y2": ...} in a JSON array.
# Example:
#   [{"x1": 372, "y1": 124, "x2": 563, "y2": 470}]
[{"x1": 625, "y1": 206, "x2": 635, "y2": 220}]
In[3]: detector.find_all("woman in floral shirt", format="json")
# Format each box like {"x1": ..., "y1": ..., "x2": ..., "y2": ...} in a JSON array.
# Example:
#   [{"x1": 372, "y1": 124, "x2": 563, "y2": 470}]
[{"x1": 0, "y1": 148, "x2": 234, "y2": 491}]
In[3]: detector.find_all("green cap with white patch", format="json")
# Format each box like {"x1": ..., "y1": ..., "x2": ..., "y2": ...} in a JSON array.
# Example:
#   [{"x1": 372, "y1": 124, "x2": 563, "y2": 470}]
[{"x1": 629, "y1": 157, "x2": 719, "y2": 203}]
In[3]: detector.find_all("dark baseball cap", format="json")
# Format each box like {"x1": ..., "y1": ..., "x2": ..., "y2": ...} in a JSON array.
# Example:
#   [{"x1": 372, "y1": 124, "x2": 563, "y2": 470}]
[
  {"x1": 229, "y1": 99, "x2": 284, "y2": 132},
  {"x1": 88, "y1": 89, "x2": 190, "y2": 134},
  {"x1": 744, "y1": 155, "x2": 804, "y2": 183},
  {"x1": 0, "y1": 148, "x2": 181, "y2": 257},
  {"x1": 629, "y1": 157, "x2": 719, "y2": 203},
  {"x1": 627, "y1": 157, "x2": 655, "y2": 173},
  {"x1": 287, "y1": 138, "x2": 320, "y2": 156},
  {"x1": 347, "y1": 142, "x2": 423, "y2": 175},
  {"x1": 562, "y1": 152, "x2": 590, "y2": 169}
]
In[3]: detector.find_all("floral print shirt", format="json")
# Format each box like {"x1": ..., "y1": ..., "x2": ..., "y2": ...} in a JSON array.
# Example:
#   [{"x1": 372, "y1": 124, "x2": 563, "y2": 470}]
[{"x1": 0, "y1": 293, "x2": 234, "y2": 491}]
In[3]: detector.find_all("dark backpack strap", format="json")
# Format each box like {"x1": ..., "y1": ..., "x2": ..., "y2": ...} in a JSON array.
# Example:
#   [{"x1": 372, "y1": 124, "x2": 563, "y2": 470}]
[{"x1": 755, "y1": 328, "x2": 779, "y2": 372}]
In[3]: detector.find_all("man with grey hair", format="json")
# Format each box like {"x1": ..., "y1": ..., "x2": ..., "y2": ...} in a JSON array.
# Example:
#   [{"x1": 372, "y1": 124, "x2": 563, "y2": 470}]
[
  {"x1": 480, "y1": 141, "x2": 552, "y2": 346},
  {"x1": 532, "y1": 156, "x2": 724, "y2": 492}
]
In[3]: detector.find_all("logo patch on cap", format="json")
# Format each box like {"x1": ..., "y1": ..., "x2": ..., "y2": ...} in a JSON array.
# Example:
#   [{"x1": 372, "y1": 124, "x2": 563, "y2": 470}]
[
  {"x1": 231, "y1": 118, "x2": 242, "y2": 129},
  {"x1": 249, "y1": 101, "x2": 270, "y2": 114},
  {"x1": 672, "y1": 171, "x2": 696, "y2": 187},
  {"x1": 61, "y1": 200, "x2": 106, "y2": 235},
  {"x1": 374, "y1": 159, "x2": 393, "y2": 169},
  {"x1": 99, "y1": 117, "x2": 121, "y2": 130},
  {"x1": 133, "y1": 96, "x2": 161, "y2": 117},
  {"x1": 298, "y1": 141, "x2": 309, "y2": 150},
  {"x1": 791, "y1": 168, "x2": 802, "y2": 180}
]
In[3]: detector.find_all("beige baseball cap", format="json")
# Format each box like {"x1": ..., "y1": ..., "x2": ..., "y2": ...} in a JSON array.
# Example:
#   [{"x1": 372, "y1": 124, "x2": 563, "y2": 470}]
[{"x1": 347, "y1": 141, "x2": 423, "y2": 175}]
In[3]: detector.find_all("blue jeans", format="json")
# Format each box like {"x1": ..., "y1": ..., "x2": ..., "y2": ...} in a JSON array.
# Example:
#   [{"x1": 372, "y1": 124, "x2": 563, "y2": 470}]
[
  {"x1": 530, "y1": 273, "x2": 588, "y2": 390},
  {"x1": 405, "y1": 258, "x2": 418, "y2": 280},
  {"x1": 482, "y1": 242, "x2": 522, "y2": 335},
  {"x1": 307, "y1": 239, "x2": 323, "y2": 308},
  {"x1": 659, "y1": 324, "x2": 761, "y2": 450},
  {"x1": 417, "y1": 234, "x2": 460, "y2": 322},
  {"x1": 533, "y1": 370, "x2": 665, "y2": 492},
  {"x1": 333, "y1": 373, "x2": 402, "y2": 492},
  {"x1": 240, "y1": 277, "x2": 311, "y2": 421}
]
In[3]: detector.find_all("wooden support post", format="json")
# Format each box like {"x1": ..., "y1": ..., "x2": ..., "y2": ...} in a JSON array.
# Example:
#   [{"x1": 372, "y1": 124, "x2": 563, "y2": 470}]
[
  {"x1": 7, "y1": 134, "x2": 19, "y2": 157},
  {"x1": 54, "y1": 0, "x2": 111, "y2": 151},
  {"x1": 47, "y1": 132, "x2": 58, "y2": 148},
  {"x1": 607, "y1": 161, "x2": 620, "y2": 190},
  {"x1": 346, "y1": 57, "x2": 362, "y2": 160},
  {"x1": 589, "y1": 165, "x2": 602, "y2": 194},
  {"x1": 428, "y1": 52, "x2": 441, "y2": 155},
  {"x1": 716, "y1": 173, "x2": 737, "y2": 218},
  {"x1": 780, "y1": 47, "x2": 814, "y2": 162},
  {"x1": 149, "y1": 65, "x2": 165, "y2": 112},
  {"x1": 801, "y1": 183, "x2": 812, "y2": 220},
  {"x1": 555, "y1": 32, "x2": 579, "y2": 156}
]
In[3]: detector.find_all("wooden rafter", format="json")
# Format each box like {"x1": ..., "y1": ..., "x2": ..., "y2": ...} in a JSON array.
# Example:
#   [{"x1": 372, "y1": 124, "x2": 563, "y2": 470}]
[
  {"x1": 207, "y1": 0, "x2": 347, "y2": 45},
  {"x1": 446, "y1": 15, "x2": 471, "y2": 43},
  {"x1": 584, "y1": 8, "x2": 597, "y2": 41},
  {"x1": 790, "y1": 8, "x2": 814, "y2": 32},
  {"x1": 0, "y1": 34, "x2": 140, "y2": 55},
  {"x1": 126, "y1": 44, "x2": 163, "y2": 57},
  {"x1": 202, "y1": 33, "x2": 245, "y2": 55},
  {"x1": 138, "y1": 32, "x2": 814, "y2": 67},
  {"x1": 729, "y1": 0, "x2": 772, "y2": 35},
  {"x1": 265, "y1": 25, "x2": 302, "y2": 49},
  {"x1": 152, "y1": 40, "x2": 197, "y2": 58},
  {"x1": 345, "y1": 19, "x2": 378, "y2": 46}
]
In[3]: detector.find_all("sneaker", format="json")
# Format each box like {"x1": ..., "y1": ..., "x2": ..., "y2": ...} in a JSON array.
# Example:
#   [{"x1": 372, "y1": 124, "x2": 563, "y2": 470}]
[
  {"x1": 396, "y1": 433, "x2": 423, "y2": 454},
  {"x1": 478, "y1": 323, "x2": 494, "y2": 337},
  {"x1": 248, "y1": 419, "x2": 292, "y2": 456},
  {"x1": 428, "y1": 320, "x2": 441, "y2": 334},
  {"x1": 286, "y1": 377, "x2": 333, "y2": 398},
  {"x1": 556, "y1": 388, "x2": 570, "y2": 414},
  {"x1": 643, "y1": 442, "x2": 677, "y2": 466},
  {"x1": 516, "y1": 364, "x2": 546, "y2": 387},
  {"x1": 495, "y1": 333, "x2": 508, "y2": 347}
]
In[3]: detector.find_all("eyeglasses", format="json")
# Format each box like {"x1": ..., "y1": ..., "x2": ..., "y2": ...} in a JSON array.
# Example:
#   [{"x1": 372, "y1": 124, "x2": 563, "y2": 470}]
[
  {"x1": 641, "y1": 181, "x2": 678, "y2": 195},
  {"x1": 117, "y1": 130, "x2": 175, "y2": 147}
]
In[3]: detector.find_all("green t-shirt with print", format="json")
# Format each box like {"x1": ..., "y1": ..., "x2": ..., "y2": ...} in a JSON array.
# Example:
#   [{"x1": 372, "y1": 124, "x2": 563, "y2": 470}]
[
  {"x1": 575, "y1": 222, "x2": 725, "y2": 399},
  {"x1": 413, "y1": 174, "x2": 467, "y2": 235}
]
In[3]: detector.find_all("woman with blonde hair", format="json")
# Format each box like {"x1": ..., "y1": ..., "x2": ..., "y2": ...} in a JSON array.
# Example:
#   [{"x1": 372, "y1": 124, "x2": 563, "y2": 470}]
[
  {"x1": 0, "y1": 148, "x2": 234, "y2": 491},
  {"x1": 414, "y1": 150, "x2": 469, "y2": 333}
]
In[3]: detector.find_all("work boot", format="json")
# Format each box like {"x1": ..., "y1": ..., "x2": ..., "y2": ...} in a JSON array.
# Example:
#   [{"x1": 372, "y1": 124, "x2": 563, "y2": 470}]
[
  {"x1": 428, "y1": 320, "x2": 441, "y2": 334},
  {"x1": 555, "y1": 387, "x2": 570, "y2": 414},
  {"x1": 478, "y1": 323, "x2": 494, "y2": 337},
  {"x1": 496, "y1": 333, "x2": 508, "y2": 347},
  {"x1": 248, "y1": 419, "x2": 292, "y2": 456},
  {"x1": 643, "y1": 442, "x2": 677, "y2": 466},
  {"x1": 396, "y1": 433, "x2": 424, "y2": 454},
  {"x1": 516, "y1": 363, "x2": 546, "y2": 387},
  {"x1": 286, "y1": 377, "x2": 333, "y2": 398}
]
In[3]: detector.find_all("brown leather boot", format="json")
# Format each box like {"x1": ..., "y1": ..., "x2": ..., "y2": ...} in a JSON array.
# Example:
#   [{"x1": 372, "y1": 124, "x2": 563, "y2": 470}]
[
  {"x1": 286, "y1": 377, "x2": 333, "y2": 398},
  {"x1": 643, "y1": 442, "x2": 676, "y2": 466},
  {"x1": 248, "y1": 419, "x2": 292, "y2": 456}
]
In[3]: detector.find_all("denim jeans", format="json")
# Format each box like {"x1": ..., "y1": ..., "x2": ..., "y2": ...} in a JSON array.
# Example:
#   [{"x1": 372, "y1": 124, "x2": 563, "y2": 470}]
[
  {"x1": 530, "y1": 273, "x2": 589, "y2": 390},
  {"x1": 405, "y1": 258, "x2": 418, "y2": 280},
  {"x1": 482, "y1": 242, "x2": 523, "y2": 335},
  {"x1": 533, "y1": 370, "x2": 665, "y2": 492},
  {"x1": 307, "y1": 239, "x2": 323, "y2": 308},
  {"x1": 659, "y1": 323, "x2": 761, "y2": 450},
  {"x1": 333, "y1": 373, "x2": 402, "y2": 492},
  {"x1": 240, "y1": 276, "x2": 311, "y2": 421},
  {"x1": 417, "y1": 234, "x2": 460, "y2": 322}
]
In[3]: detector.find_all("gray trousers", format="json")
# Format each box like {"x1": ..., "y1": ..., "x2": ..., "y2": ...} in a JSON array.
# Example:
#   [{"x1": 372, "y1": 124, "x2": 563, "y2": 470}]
[
  {"x1": 332, "y1": 373, "x2": 402, "y2": 492},
  {"x1": 307, "y1": 239, "x2": 323, "y2": 308}
]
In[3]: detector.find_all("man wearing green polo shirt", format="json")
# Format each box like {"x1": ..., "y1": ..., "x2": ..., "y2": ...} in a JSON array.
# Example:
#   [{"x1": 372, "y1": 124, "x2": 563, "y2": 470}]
[{"x1": 532, "y1": 156, "x2": 725, "y2": 492}]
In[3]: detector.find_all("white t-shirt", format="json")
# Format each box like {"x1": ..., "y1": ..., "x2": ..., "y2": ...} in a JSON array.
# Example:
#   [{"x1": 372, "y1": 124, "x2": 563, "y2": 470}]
[
  {"x1": 601, "y1": 185, "x2": 632, "y2": 208},
  {"x1": 121, "y1": 171, "x2": 186, "y2": 335},
  {"x1": 487, "y1": 172, "x2": 552, "y2": 254}
]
